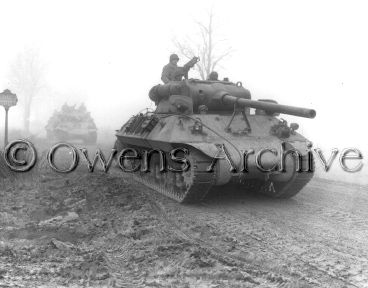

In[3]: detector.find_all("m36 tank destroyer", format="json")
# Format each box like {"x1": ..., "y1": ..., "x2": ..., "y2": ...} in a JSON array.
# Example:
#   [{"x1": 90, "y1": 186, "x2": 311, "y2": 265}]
[
  {"x1": 46, "y1": 103, "x2": 97, "y2": 144},
  {"x1": 114, "y1": 78, "x2": 316, "y2": 203}
]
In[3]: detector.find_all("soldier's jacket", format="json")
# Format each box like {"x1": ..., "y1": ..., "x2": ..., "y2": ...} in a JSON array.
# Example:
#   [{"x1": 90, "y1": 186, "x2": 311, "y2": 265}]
[
  {"x1": 161, "y1": 57, "x2": 198, "y2": 84},
  {"x1": 161, "y1": 63, "x2": 183, "y2": 84}
]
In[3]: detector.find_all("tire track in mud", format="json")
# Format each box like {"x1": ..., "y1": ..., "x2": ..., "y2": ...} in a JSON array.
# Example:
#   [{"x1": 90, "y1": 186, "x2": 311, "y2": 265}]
[
  {"x1": 142, "y1": 180, "x2": 367, "y2": 288},
  {"x1": 139, "y1": 189, "x2": 326, "y2": 288},
  {"x1": 102, "y1": 251, "x2": 146, "y2": 288},
  {"x1": 198, "y1": 197, "x2": 368, "y2": 288},
  {"x1": 144, "y1": 196, "x2": 294, "y2": 288},
  {"x1": 186, "y1": 203, "x2": 358, "y2": 288},
  {"x1": 114, "y1": 173, "x2": 368, "y2": 287},
  {"x1": 295, "y1": 201, "x2": 368, "y2": 232},
  {"x1": 303, "y1": 180, "x2": 368, "y2": 218},
  {"x1": 212, "y1": 196, "x2": 368, "y2": 257},
  {"x1": 99, "y1": 182, "x2": 267, "y2": 288}
]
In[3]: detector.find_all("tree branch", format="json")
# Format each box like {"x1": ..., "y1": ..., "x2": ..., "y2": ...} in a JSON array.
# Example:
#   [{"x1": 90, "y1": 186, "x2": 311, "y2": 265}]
[{"x1": 172, "y1": 9, "x2": 232, "y2": 80}]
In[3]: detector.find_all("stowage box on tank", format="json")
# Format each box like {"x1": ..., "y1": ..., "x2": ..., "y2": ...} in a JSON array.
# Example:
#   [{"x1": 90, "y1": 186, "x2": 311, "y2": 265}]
[{"x1": 115, "y1": 78, "x2": 316, "y2": 203}]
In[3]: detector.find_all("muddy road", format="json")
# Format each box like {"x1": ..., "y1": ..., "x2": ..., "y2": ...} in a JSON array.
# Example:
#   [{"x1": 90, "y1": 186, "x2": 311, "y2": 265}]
[
  {"x1": 145, "y1": 178, "x2": 368, "y2": 288},
  {"x1": 0, "y1": 149, "x2": 367, "y2": 287}
]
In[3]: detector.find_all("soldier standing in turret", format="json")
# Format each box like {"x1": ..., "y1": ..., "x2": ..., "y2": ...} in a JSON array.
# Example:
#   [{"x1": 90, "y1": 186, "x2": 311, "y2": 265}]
[
  {"x1": 207, "y1": 71, "x2": 219, "y2": 81},
  {"x1": 161, "y1": 54, "x2": 199, "y2": 84},
  {"x1": 161, "y1": 54, "x2": 180, "y2": 84}
]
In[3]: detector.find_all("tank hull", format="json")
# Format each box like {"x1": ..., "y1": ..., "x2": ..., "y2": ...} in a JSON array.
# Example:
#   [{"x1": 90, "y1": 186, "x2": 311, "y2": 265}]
[{"x1": 115, "y1": 112, "x2": 314, "y2": 202}]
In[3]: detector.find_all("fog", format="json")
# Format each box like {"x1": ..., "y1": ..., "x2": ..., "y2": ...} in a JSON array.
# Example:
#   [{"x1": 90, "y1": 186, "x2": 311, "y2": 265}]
[{"x1": 0, "y1": 0, "x2": 367, "y2": 183}]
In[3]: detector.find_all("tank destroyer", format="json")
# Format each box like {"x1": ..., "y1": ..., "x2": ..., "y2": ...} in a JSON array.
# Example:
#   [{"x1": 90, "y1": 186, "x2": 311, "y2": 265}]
[
  {"x1": 46, "y1": 103, "x2": 97, "y2": 144},
  {"x1": 114, "y1": 76, "x2": 316, "y2": 203}
]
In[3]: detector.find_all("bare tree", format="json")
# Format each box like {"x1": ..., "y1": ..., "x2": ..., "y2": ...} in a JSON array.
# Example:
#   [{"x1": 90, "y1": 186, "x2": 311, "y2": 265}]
[
  {"x1": 8, "y1": 49, "x2": 44, "y2": 133},
  {"x1": 173, "y1": 11, "x2": 233, "y2": 80}
]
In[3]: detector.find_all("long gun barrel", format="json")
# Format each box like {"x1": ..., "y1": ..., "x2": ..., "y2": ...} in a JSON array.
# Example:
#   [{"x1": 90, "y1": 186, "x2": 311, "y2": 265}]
[{"x1": 221, "y1": 94, "x2": 316, "y2": 119}]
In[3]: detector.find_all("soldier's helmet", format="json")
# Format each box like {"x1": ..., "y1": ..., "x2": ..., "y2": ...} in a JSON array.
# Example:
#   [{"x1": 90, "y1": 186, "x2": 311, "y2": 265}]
[
  {"x1": 208, "y1": 71, "x2": 219, "y2": 81},
  {"x1": 169, "y1": 54, "x2": 179, "y2": 62}
]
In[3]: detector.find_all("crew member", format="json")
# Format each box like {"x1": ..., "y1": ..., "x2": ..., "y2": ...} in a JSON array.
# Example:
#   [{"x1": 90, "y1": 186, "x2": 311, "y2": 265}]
[
  {"x1": 207, "y1": 71, "x2": 219, "y2": 81},
  {"x1": 161, "y1": 54, "x2": 198, "y2": 84},
  {"x1": 161, "y1": 54, "x2": 181, "y2": 84}
]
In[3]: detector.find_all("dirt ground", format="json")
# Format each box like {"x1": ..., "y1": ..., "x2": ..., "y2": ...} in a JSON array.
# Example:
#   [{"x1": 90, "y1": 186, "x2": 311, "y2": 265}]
[{"x1": 0, "y1": 144, "x2": 368, "y2": 288}]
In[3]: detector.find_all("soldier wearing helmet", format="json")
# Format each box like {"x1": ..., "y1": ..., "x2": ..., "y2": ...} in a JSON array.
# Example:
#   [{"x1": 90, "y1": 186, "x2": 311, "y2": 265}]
[
  {"x1": 207, "y1": 71, "x2": 219, "y2": 81},
  {"x1": 161, "y1": 54, "x2": 180, "y2": 84},
  {"x1": 161, "y1": 54, "x2": 198, "y2": 84}
]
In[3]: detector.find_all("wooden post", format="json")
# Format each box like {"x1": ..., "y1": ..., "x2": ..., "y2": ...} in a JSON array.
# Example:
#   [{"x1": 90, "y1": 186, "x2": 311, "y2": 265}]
[{"x1": 4, "y1": 107, "x2": 9, "y2": 148}]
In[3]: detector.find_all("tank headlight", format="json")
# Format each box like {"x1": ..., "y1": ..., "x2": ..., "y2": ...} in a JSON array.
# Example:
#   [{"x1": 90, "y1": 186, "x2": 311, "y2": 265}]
[{"x1": 191, "y1": 118, "x2": 203, "y2": 134}]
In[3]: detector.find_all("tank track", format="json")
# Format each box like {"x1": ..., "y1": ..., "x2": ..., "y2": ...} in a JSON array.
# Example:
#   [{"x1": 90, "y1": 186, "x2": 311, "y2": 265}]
[
  {"x1": 115, "y1": 141, "x2": 312, "y2": 201},
  {"x1": 125, "y1": 147, "x2": 215, "y2": 203},
  {"x1": 135, "y1": 153, "x2": 312, "y2": 201}
]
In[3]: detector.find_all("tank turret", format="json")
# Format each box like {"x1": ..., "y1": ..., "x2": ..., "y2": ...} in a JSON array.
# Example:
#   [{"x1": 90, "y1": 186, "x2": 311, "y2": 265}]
[{"x1": 149, "y1": 80, "x2": 315, "y2": 119}]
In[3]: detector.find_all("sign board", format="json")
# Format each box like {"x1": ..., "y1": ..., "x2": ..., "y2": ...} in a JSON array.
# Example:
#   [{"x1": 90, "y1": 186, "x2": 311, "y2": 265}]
[{"x1": 0, "y1": 89, "x2": 18, "y2": 108}]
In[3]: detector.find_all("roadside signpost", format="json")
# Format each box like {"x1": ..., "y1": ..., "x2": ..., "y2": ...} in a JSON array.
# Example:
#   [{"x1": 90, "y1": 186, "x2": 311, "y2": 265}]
[{"x1": 0, "y1": 89, "x2": 18, "y2": 148}]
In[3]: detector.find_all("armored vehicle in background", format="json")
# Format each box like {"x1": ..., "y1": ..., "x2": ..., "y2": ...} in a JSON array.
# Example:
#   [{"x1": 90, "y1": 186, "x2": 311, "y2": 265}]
[
  {"x1": 46, "y1": 103, "x2": 97, "y2": 144},
  {"x1": 114, "y1": 78, "x2": 316, "y2": 203}
]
